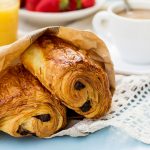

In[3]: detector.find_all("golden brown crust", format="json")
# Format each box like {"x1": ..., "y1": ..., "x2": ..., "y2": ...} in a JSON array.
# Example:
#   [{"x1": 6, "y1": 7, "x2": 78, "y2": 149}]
[
  {"x1": 0, "y1": 64, "x2": 66, "y2": 137},
  {"x1": 57, "y1": 27, "x2": 115, "y2": 94},
  {"x1": 21, "y1": 35, "x2": 112, "y2": 119}
]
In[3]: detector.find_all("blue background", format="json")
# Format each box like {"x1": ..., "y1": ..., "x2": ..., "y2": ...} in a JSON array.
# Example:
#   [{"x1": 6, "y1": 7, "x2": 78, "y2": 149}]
[{"x1": 0, "y1": 127, "x2": 150, "y2": 150}]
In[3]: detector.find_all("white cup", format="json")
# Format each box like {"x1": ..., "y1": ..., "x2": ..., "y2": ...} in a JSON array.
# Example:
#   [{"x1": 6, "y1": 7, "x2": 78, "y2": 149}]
[{"x1": 92, "y1": 0, "x2": 150, "y2": 64}]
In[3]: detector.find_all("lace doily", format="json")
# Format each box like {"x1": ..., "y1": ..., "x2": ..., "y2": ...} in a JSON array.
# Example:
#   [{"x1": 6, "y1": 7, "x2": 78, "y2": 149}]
[{"x1": 50, "y1": 75, "x2": 150, "y2": 144}]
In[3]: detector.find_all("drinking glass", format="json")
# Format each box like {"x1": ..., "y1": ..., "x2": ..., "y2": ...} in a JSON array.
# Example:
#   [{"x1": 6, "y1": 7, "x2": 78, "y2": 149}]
[{"x1": 0, "y1": 0, "x2": 19, "y2": 46}]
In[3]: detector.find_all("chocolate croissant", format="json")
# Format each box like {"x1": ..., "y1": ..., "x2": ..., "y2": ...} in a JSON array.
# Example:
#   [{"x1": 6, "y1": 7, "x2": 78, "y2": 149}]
[
  {"x1": 21, "y1": 35, "x2": 112, "y2": 119},
  {"x1": 0, "y1": 64, "x2": 66, "y2": 137}
]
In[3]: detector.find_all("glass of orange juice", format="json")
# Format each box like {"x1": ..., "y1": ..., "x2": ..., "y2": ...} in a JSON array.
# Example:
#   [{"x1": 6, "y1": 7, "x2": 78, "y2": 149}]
[{"x1": 0, "y1": 0, "x2": 19, "y2": 46}]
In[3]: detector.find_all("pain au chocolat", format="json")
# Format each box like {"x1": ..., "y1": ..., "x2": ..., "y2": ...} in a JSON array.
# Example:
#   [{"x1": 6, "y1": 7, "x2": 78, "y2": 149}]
[
  {"x1": 21, "y1": 35, "x2": 114, "y2": 119},
  {"x1": 0, "y1": 64, "x2": 66, "y2": 137}
]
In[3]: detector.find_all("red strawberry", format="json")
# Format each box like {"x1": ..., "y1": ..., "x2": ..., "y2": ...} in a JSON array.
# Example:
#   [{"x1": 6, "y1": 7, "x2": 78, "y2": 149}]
[
  {"x1": 81, "y1": 0, "x2": 95, "y2": 8},
  {"x1": 36, "y1": 0, "x2": 69, "y2": 12},
  {"x1": 25, "y1": 0, "x2": 41, "y2": 11},
  {"x1": 69, "y1": 0, "x2": 81, "y2": 11}
]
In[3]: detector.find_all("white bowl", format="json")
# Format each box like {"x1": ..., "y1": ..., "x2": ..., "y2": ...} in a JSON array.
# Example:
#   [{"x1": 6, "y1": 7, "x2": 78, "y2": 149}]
[{"x1": 19, "y1": 0, "x2": 105, "y2": 26}]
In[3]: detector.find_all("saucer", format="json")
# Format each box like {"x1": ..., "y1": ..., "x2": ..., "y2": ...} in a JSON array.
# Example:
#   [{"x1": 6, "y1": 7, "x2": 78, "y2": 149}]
[{"x1": 105, "y1": 40, "x2": 150, "y2": 75}]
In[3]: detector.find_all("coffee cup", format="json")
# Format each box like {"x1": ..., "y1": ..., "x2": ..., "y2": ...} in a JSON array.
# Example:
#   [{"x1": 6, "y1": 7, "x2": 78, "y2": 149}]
[{"x1": 92, "y1": 0, "x2": 150, "y2": 64}]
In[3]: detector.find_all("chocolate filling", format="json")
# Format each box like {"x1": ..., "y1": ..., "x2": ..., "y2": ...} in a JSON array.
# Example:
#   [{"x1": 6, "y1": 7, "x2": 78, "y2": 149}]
[
  {"x1": 74, "y1": 81, "x2": 85, "y2": 90},
  {"x1": 34, "y1": 114, "x2": 51, "y2": 122},
  {"x1": 17, "y1": 125, "x2": 31, "y2": 136},
  {"x1": 80, "y1": 100, "x2": 91, "y2": 112}
]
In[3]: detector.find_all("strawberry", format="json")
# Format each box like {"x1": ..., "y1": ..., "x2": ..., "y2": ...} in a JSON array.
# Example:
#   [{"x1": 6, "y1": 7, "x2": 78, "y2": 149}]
[
  {"x1": 36, "y1": 0, "x2": 69, "y2": 12},
  {"x1": 81, "y1": 0, "x2": 95, "y2": 8},
  {"x1": 69, "y1": 0, "x2": 82, "y2": 11},
  {"x1": 25, "y1": 0, "x2": 41, "y2": 11}
]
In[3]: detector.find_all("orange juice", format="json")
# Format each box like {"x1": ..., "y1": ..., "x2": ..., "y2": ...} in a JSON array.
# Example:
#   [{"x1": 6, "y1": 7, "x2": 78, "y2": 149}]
[{"x1": 0, "y1": 0, "x2": 19, "y2": 46}]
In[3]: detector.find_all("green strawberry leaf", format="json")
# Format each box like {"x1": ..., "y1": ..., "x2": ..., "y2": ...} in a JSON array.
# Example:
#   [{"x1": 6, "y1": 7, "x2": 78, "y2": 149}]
[
  {"x1": 77, "y1": 0, "x2": 82, "y2": 9},
  {"x1": 60, "y1": 0, "x2": 69, "y2": 10}
]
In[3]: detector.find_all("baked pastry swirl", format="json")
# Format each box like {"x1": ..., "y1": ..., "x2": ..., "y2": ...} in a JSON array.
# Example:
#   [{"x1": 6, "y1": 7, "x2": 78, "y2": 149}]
[
  {"x1": 0, "y1": 64, "x2": 66, "y2": 137},
  {"x1": 21, "y1": 35, "x2": 112, "y2": 119}
]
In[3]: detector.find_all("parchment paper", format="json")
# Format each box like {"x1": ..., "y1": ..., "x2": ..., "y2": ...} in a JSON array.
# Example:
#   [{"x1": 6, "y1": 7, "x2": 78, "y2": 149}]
[{"x1": 0, "y1": 26, "x2": 115, "y2": 138}]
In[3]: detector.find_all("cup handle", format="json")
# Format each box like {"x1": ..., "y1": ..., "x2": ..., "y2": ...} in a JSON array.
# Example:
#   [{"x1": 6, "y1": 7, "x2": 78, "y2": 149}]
[{"x1": 92, "y1": 11, "x2": 110, "y2": 39}]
